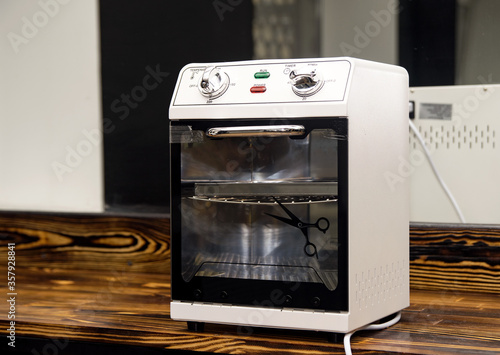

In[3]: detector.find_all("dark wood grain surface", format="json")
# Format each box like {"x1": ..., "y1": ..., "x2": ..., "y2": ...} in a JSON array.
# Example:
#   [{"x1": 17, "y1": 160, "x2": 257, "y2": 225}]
[
  {"x1": 0, "y1": 211, "x2": 170, "y2": 273},
  {"x1": 0, "y1": 212, "x2": 499, "y2": 354},
  {"x1": 410, "y1": 223, "x2": 500, "y2": 293},
  {"x1": 0, "y1": 268, "x2": 499, "y2": 354}
]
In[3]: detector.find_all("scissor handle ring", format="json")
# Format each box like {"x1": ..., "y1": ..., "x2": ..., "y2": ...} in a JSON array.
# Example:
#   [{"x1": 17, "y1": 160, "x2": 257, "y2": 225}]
[
  {"x1": 304, "y1": 242, "x2": 318, "y2": 258},
  {"x1": 315, "y1": 217, "x2": 330, "y2": 233}
]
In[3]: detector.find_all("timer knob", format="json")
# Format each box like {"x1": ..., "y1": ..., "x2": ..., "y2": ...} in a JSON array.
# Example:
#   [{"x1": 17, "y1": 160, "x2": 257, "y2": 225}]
[
  {"x1": 199, "y1": 66, "x2": 230, "y2": 99},
  {"x1": 289, "y1": 67, "x2": 324, "y2": 97}
]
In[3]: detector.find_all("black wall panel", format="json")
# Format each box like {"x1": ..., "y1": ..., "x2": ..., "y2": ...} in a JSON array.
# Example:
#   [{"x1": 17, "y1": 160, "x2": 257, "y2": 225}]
[
  {"x1": 399, "y1": 0, "x2": 456, "y2": 86},
  {"x1": 100, "y1": 0, "x2": 253, "y2": 212}
]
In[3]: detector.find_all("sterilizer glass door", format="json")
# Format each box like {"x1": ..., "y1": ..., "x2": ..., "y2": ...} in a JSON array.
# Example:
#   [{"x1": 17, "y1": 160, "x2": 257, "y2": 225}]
[{"x1": 170, "y1": 118, "x2": 348, "y2": 311}]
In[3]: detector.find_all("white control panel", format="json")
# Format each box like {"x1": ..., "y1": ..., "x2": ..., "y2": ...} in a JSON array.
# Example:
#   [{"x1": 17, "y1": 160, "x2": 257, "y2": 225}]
[{"x1": 172, "y1": 60, "x2": 351, "y2": 106}]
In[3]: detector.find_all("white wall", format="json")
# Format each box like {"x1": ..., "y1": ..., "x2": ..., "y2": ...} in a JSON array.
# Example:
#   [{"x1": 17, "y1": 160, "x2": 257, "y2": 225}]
[
  {"x1": 0, "y1": 0, "x2": 103, "y2": 212},
  {"x1": 456, "y1": 0, "x2": 500, "y2": 85},
  {"x1": 320, "y1": 0, "x2": 398, "y2": 65}
]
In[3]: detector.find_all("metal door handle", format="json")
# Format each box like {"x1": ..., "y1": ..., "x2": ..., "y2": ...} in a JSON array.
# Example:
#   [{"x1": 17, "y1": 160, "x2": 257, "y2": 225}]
[{"x1": 206, "y1": 125, "x2": 305, "y2": 138}]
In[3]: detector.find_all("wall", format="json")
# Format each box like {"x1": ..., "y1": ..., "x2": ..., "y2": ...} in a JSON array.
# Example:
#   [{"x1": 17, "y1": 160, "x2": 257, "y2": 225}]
[
  {"x1": 456, "y1": 0, "x2": 500, "y2": 85},
  {"x1": 0, "y1": 0, "x2": 103, "y2": 212},
  {"x1": 320, "y1": 0, "x2": 398, "y2": 65},
  {"x1": 100, "y1": 1, "x2": 253, "y2": 212}
]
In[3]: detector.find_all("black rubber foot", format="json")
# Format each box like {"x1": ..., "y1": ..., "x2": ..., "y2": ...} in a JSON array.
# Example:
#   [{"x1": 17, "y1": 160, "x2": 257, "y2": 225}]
[
  {"x1": 327, "y1": 332, "x2": 343, "y2": 343},
  {"x1": 187, "y1": 321, "x2": 205, "y2": 332}
]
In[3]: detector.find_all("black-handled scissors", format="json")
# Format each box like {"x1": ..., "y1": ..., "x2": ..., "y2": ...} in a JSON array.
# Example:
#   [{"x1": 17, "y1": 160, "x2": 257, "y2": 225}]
[{"x1": 265, "y1": 197, "x2": 330, "y2": 258}]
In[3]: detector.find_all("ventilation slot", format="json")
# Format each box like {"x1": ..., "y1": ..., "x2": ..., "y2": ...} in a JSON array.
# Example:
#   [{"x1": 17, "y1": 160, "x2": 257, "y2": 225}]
[
  {"x1": 409, "y1": 124, "x2": 497, "y2": 150},
  {"x1": 355, "y1": 260, "x2": 406, "y2": 310}
]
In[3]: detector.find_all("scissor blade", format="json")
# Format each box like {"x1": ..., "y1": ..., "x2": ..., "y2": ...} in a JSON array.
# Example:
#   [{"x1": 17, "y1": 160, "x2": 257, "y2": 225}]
[
  {"x1": 265, "y1": 212, "x2": 309, "y2": 238},
  {"x1": 264, "y1": 212, "x2": 297, "y2": 227},
  {"x1": 271, "y1": 197, "x2": 300, "y2": 222}
]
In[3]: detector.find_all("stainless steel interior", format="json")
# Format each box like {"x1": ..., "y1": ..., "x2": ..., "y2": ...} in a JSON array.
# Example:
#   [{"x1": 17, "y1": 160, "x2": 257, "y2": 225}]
[{"x1": 179, "y1": 128, "x2": 341, "y2": 291}]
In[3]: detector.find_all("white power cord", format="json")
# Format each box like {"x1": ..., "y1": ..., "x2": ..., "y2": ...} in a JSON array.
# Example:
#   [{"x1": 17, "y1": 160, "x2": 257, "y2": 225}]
[
  {"x1": 409, "y1": 120, "x2": 466, "y2": 223},
  {"x1": 343, "y1": 311, "x2": 402, "y2": 355}
]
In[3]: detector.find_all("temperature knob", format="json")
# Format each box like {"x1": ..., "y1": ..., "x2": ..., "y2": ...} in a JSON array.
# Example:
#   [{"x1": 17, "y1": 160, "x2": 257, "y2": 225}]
[
  {"x1": 199, "y1": 66, "x2": 230, "y2": 99},
  {"x1": 289, "y1": 67, "x2": 324, "y2": 97}
]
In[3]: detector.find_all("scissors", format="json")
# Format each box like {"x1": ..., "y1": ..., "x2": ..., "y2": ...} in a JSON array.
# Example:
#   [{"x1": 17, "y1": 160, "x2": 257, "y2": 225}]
[{"x1": 265, "y1": 197, "x2": 330, "y2": 259}]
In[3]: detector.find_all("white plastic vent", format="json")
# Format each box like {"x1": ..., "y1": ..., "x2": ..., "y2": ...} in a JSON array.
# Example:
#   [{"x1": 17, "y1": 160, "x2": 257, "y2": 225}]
[
  {"x1": 409, "y1": 84, "x2": 500, "y2": 224},
  {"x1": 355, "y1": 260, "x2": 405, "y2": 310},
  {"x1": 409, "y1": 123, "x2": 497, "y2": 150}
]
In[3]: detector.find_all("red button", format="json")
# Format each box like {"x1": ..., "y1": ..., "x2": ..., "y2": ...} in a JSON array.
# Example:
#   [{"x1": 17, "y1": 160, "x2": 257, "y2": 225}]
[{"x1": 250, "y1": 86, "x2": 266, "y2": 93}]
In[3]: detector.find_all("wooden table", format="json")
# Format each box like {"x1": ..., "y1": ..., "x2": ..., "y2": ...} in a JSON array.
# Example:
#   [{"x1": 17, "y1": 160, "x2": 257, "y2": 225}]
[{"x1": 1, "y1": 212, "x2": 499, "y2": 354}]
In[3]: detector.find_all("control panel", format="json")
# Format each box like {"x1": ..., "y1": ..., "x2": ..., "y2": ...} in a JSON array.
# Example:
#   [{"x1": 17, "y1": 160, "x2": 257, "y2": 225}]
[{"x1": 172, "y1": 59, "x2": 351, "y2": 106}]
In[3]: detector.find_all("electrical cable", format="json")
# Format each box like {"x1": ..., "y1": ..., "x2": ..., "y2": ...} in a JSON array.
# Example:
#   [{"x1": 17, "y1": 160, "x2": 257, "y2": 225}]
[
  {"x1": 409, "y1": 120, "x2": 466, "y2": 223},
  {"x1": 343, "y1": 311, "x2": 402, "y2": 355}
]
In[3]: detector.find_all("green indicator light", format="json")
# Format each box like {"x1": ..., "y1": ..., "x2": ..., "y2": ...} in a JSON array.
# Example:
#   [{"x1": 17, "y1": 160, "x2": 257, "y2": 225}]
[{"x1": 254, "y1": 71, "x2": 270, "y2": 79}]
